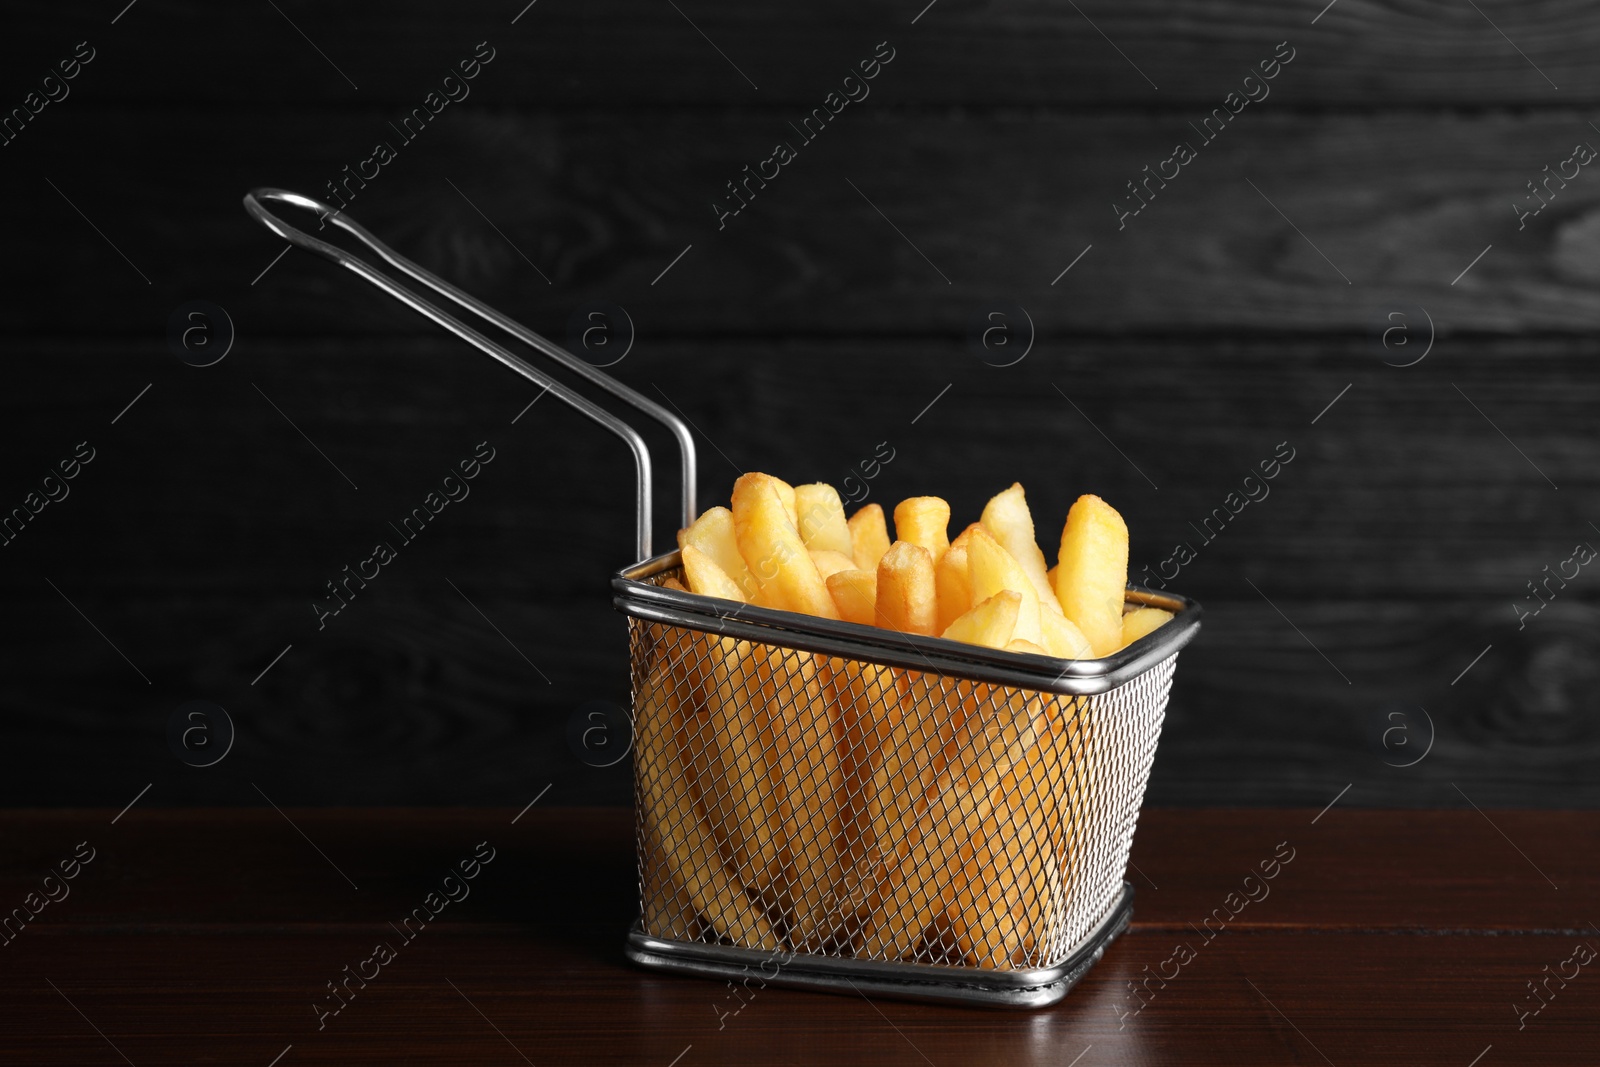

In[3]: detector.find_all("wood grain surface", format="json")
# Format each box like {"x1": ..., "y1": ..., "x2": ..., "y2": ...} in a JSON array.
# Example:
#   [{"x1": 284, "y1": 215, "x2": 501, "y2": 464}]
[
  {"x1": 0, "y1": 808, "x2": 1594, "y2": 1065},
  {"x1": 2, "y1": 336, "x2": 1596, "y2": 806},
  {"x1": 2, "y1": 336, "x2": 1595, "y2": 807},
  {"x1": 3, "y1": 1, "x2": 1596, "y2": 105},
  {"x1": 3, "y1": 1, "x2": 1597, "y2": 810},
  {"x1": 7, "y1": 112, "x2": 1600, "y2": 333}
]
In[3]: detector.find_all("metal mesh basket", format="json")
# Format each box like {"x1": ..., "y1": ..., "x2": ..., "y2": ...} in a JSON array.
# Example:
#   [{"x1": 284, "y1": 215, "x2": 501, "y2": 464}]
[
  {"x1": 617, "y1": 556, "x2": 1198, "y2": 1007},
  {"x1": 241, "y1": 186, "x2": 1202, "y2": 1009}
]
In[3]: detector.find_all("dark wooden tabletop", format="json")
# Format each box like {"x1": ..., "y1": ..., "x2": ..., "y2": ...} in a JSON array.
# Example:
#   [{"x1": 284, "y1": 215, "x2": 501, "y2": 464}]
[{"x1": 1, "y1": 806, "x2": 1594, "y2": 1065}]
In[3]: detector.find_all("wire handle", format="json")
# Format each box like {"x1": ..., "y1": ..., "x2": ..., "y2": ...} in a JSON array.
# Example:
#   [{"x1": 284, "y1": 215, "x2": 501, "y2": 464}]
[{"x1": 241, "y1": 187, "x2": 698, "y2": 561}]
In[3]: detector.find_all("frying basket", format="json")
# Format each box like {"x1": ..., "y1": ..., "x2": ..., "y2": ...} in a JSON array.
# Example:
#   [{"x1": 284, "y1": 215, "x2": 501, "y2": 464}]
[{"x1": 242, "y1": 188, "x2": 1201, "y2": 1008}]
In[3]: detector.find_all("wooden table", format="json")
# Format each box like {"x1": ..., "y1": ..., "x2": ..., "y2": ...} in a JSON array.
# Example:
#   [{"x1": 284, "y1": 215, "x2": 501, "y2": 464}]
[{"x1": 1, "y1": 807, "x2": 1595, "y2": 1065}]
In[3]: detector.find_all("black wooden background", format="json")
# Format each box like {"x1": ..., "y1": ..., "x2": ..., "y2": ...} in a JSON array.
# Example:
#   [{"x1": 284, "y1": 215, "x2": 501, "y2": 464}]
[{"x1": 2, "y1": 0, "x2": 1597, "y2": 809}]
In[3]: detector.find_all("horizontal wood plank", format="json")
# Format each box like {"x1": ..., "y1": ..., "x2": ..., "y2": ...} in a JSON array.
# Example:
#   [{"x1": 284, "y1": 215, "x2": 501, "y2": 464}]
[
  {"x1": 7, "y1": 112, "x2": 1600, "y2": 334},
  {"x1": 0, "y1": 809, "x2": 1595, "y2": 1064},
  {"x1": 8, "y1": 928, "x2": 1594, "y2": 1064},
  {"x1": 4, "y1": 808, "x2": 1591, "y2": 931},
  {"x1": 1, "y1": 337, "x2": 1595, "y2": 807},
  {"x1": 6, "y1": 594, "x2": 1597, "y2": 808},
  {"x1": 0, "y1": 336, "x2": 1588, "y2": 602},
  {"x1": 3, "y1": 1, "x2": 1597, "y2": 106}
]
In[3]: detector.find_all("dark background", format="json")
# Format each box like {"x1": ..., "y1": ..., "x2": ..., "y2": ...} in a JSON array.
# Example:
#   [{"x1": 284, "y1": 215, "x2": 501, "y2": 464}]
[{"x1": 3, "y1": 0, "x2": 1596, "y2": 809}]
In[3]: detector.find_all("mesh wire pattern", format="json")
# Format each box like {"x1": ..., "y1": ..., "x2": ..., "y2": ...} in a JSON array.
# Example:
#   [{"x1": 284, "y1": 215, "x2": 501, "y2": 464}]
[{"x1": 629, "y1": 587, "x2": 1177, "y2": 974}]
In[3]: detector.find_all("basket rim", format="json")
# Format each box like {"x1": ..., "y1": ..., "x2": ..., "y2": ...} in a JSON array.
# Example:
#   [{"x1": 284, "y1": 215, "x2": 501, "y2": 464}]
[{"x1": 611, "y1": 549, "x2": 1201, "y2": 696}]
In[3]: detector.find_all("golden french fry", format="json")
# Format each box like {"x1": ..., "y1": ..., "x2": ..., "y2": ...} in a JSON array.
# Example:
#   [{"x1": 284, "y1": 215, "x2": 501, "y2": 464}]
[
  {"x1": 1039, "y1": 609, "x2": 1094, "y2": 659},
  {"x1": 1121, "y1": 606, "x2": 1173, "y2": 648},
  {"x1": 848, "y1": 503, "x2": 892, "y2": 573},
  {"x1": 661, "y1": 576, "x2": 688, "y2": 593},
  {"x1": 826, "y1": 568, "x2": 877, "y2": 626},
  {"x1": 949, "y1": 695, "x2": 1087, "y2": 968},
  {"x1": 641, "y1": 831, "x2": 700, "y2": 940},
  {"x1": 1006, "y1": 638, "x2": 1049, "y2": 656},
  {"x1": 693, "y1": 631, "x2": 743, "y2": 720},
  {"x1": 981, "y1": 483, "x2": 1062, "y2": 615},
  {"x1": 802, "y1": 658, "x2": 902, "y2": 947},
  {"x1": 808, "y1": 549, "x2": 857, "y2": 580},
  {"x1": 636, "y1": 639, "x2": 777, "y2": 945},
  {"x1": 965, "y1": 525, "x2": 1043, "y2": 646},
  {"x1": 941, "y1": 589, "x2": 1021, "y2": 649},
  {"x1": 732, "y1": 473, "x2": 839, "y2": 619},
  {"x1": 765, "y1": 650, "x2": 842, "y2": 939},
  {"x1": 953, "y1": 844, "x2": 1062, "y2": 969},
  {"x1": 894, "y1": 497, "x2": 950, "y2": 563},
  {"x1": 1057, "y1": 695, "x2": 1099, "y2": 920},
  {"x1": 681, "y1": 543, "x2": 749, "y2": 602},
  {"x1": 1055, "y1": 494, "x2": 1129, "y2": 657},
  {"x1": 697, "y1": 643, "x2": 787, "y2": 908},
  {"x1": 876, "y1": 541, "x2": 937, "y2": 636},
  {"x1": 847, "y1": 668, "x2": 971, "y2": 958},
  {"x1": 859, "y1": 684, "x2": 1035, "y2": 961},
  {"x1": 771, "y1": 476, "x2": 799, "y2": 528},
  {"x1": 795, "y1": 483, "x2": 855, "y2": 557},
  {"x1": 638, "y1": 639, "x2": 708, "y2": 941},
  {"x1": 934, "y1": 524, "x2": 978, "y2": 634},
  {"x1": 1046, "y1": 564, "x2": 1059, "y2": 590},
  {"x1": 679, "y1": 506, "x2": 758, "y2": 600}
]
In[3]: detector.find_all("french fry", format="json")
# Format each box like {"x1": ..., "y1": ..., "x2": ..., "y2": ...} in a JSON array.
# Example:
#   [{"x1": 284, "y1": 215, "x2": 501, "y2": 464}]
[
  {"x1": 940, "y1": 590, "x2": 1021, "y2": 650},
  {"x1": 949, "y1": 695, "x2": 1089, "y2": 968},
  {"x1": 1005, "y1": 638, "x2": 1049, "y2": 656},
  {"x1": 1121, "y1": 606, "x2": 1174, "y2": 647},
  {"x1": 796, "y1": 483, "x2": 855, "y2": 557},
  {"x1": 1059, "y1": 695, "x2": 1100, "y2": 914},
  {"x1": 965, "y1": 525, "x2": 1043, "y2": 646},
  {"x1": 981, "y1": 483, "x2": 1062, "y2": 615},
  {"x1": 771, "y1": 476, "x2": 799, "y2": 528},
  {"x1": 679, "y1": 506, "x2": 758, "y2": 600},
  {"x1": 894, "y1": 497, "x2": 950, "y2": 563},
  {"x1": 808, "y1": 549, "x2": 858, "y2": 580},
  {"x1": 850, "y1": 669, "x2": 970, "y2": 958},
  {"x1": 697, "y1": 643, "x2": 787, "y2": 908},
  {"x1": 672, "y1": 628, "x2": 749, "y2": 940},
  {"x1": 765, "y1": 650, "x2": 842, "y2": 940},
  {"x1": 732, "y1": 473, "x2": 839, "y2": 619},
  {"x1": 638, "y1": 639, "x2": 708, "y2": 941},
  {"x1": 858, "y1": 684, "x2": 1035, "y2": 961},
  {"x1": 1055, "y1": 494, "x2": 1129, "y2": 657},
  {"x1": 636, "y1": 641, "x2": 777, "y2": 945},
  {"x1": 681, "y1": 543, "x2": 749, "y2": 602},
  {"x1": 661, "y1": 576, "x2": 688, "y2": 593},
  {"x1": 640, "y1": 830, "x2": 700, "y2": 941},
  {"x1": 848, "y1": 503, "x2": 892, "y2": 573},
  {"x1": 802, "y1": 658, "x2": 902, "y2": 947},
  {"x1": 935, "y1": 525, "x2": 977, "y2": 634},
  {"x1": 876, "y1": 541, "x2": 937, "y2": 636},
  {"x1": 953, "y1": 656, "x2": 1104, "y2": 970},
  {"x1": 1039, "y1": 609, "x2": 1094, "y2": 659},
  {"x1": 826, "y1": 568, "x2": 877, "y2": 626}
]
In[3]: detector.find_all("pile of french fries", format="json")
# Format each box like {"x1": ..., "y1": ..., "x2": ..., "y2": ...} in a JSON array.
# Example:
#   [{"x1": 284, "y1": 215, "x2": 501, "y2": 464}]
[
  {"x1": 635, "y1": 474, "x2": 1172, "y2": 968},
  {"x1": 673, "y1": 474, "x2": 1169, "y2": 655}
]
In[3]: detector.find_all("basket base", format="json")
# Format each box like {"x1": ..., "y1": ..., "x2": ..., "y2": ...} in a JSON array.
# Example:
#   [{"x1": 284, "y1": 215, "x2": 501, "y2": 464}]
[{"x1": 624, "y1": 882, "x2": 1135, "y2": 1009}]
